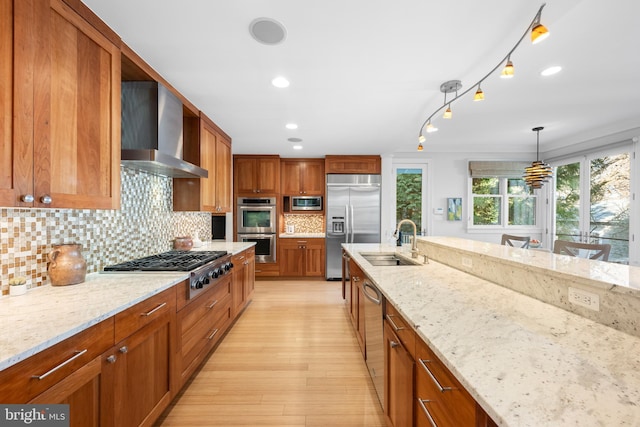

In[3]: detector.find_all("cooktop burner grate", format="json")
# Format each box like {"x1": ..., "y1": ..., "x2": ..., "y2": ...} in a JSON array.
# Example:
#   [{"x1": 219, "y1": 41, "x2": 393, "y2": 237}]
[{"x1": 103, "y1": 251, "x2": 228, "y2": 272}]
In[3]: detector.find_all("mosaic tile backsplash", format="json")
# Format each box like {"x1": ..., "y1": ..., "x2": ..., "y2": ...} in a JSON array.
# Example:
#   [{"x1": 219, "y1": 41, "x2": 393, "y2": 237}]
[
  {"x1": 283, "y1": 214, "x2": 324, "y2": 233},
  {"x1": 0, "y1": 167, "x2": 212, "y2": 294}
]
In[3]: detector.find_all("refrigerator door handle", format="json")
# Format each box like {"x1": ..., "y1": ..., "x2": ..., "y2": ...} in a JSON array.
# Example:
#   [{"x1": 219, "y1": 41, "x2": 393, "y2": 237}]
[
  {"x1": 344, "y1": 204, "x2": 350, "y2": 243},
  {"x1": 350, "y1": 204, "x2": 355, "y2": 243}
]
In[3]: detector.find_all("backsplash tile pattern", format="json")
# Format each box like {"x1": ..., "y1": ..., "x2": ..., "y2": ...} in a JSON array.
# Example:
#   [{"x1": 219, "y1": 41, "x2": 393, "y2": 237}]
[
  {"x1": 283, "y1": 214, "x2": 324, "y2": 233},
  {"x1": 0, "y1": 167, "x2": 211, "y2": 295}
]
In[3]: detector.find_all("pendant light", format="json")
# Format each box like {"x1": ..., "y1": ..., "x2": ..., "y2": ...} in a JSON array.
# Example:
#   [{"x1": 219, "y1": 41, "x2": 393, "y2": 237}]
[
  {"x1": 501, "y1": 58, "x2": 515, "y2": 78},
  {"x1": 523, "y1": 126, "x2": 553, "y2": 189},
  {"x1": 473, "y1": 84, "x2": 485, "y2": 101}
]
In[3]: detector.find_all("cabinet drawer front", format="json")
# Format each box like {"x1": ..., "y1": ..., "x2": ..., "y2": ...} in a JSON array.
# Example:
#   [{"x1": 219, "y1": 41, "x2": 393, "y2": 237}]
[
  {"x1": 115, "y1": 287, "x2": 176, "y2": 342},
  {"x1": 415, "y1": 339, "x2": 475, "y2": 426},
  {"x1": 385, "y1": 303, "x2": 416, "y2": 359},
  {"x1": 0, "y1": 318, "x2": 114, "y2": 403},
  {"x1": 179, "y1": 277, "x2": 231, "y2": 336}
]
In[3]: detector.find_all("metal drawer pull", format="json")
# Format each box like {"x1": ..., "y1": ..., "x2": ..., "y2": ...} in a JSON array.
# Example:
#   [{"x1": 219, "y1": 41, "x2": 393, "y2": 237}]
[
  {"x1": 119, "y1": 346, "x2": 128, "y2": 354},
  {"x1": 141, "y1": 302, "x2": 167, "y2": 317},
  {"x1": 32, "y1": 349, "x2": 88, "y2": 380},
  {"x1": 106, "y1": 355, "x2": 117, "y2": 364},
  {"x1": 208, "y1": 328, "x2": 220, "y2": 340},
  {"x1": 417, "y1": 399, "x2": 439, "y2": 427},
  {"x1": 385, "y1": 314, "x2": 405, "y2": 331},
  {"x1": 207, "y1": 299, "x2": 219, "y2": 309},
  {"x1": 390, "y1": 340, "x2": 400, "y2": 349},
  {"x1": 418, "y1": 358, "x2": 452, "y2": 393}
]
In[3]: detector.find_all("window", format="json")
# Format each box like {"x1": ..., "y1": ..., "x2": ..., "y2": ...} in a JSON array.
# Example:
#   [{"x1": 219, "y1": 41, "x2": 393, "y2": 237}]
[
  {"x1": 470, "y1": 177, "x2": 537, "y2": 227},
  {"x1": 393, "y1": 165, "x2": 428, "y2": 236}
]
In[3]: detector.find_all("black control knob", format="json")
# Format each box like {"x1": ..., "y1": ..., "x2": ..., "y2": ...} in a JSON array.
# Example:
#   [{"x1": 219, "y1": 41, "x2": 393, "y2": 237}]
[{"x1": 212, "y1": 268, "x2": 220, "y2": 278}]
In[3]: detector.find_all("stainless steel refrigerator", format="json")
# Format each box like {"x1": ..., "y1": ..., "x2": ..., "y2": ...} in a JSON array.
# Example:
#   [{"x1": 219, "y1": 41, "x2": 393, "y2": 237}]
[{"x1": 326, "y1": 174, "x2": 381, "y2": 280}]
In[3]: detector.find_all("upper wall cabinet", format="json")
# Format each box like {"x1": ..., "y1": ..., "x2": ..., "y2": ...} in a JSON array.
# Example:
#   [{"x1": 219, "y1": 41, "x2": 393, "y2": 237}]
[
  {"x1": 174, "y1": 113, "x2": 232, "y2": 213},
  {"x1": 280, "y1": 159, "x2": 325, "y2": 196},
  {"x1": 234, "y1": 155, "x2": 280, "y2": 196},
  {"x1": 0, "y1": 0, "x2": 121, "y2": 209},
  {"x1": 325, "y1": 155, "x2": 381, "y2": 175}
]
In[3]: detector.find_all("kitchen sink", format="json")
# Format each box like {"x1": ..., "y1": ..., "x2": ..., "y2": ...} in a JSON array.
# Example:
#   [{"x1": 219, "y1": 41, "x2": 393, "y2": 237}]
[{"x1": 360, "y1": 252, "x2": 420, "y2": 266}]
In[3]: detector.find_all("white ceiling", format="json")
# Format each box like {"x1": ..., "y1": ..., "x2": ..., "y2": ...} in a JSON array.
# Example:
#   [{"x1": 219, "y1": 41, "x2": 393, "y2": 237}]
[{"x1": 83, "y1": 0, "x2": 640, "y2": 159}]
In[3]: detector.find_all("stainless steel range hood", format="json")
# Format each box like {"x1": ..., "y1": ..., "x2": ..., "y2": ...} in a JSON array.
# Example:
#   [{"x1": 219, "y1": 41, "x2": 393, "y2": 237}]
[{"x1": 121, "y1": 82, "x2": 208, "y2": 178}]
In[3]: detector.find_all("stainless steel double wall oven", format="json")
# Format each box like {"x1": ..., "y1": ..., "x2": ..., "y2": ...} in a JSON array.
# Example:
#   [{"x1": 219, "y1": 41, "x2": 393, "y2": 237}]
[{"x1": 236, "y1": 197, "x2": 277, "y2": 263}]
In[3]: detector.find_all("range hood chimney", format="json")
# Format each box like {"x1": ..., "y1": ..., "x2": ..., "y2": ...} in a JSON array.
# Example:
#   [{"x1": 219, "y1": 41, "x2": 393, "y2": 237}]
[{"x1": 121, "y1": 82, "x2": 208, "y2": 178}]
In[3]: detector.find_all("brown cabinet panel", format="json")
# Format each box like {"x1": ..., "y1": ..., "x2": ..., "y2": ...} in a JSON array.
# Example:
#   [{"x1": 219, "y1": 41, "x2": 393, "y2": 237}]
[
  {"x1": 384, "y1": 320, "x2": 414, "y2": 427},
  {"x1": 234, "y1": 155, "x2": 280, "y2": 195},
  {"x1": 114, "y1": 287, "x2": 176, "y2": 343},
  {"x1": 325, "y1": 155, "x2": 381, "y2": 174},
  {"x1": 278, "y1": 238, "x2": 325, "y2": 277},
  {"x1": 3, "y1": 0, "x2": 121, "y2": 209},
  {"x1": 281, "y1": 158, "x2": 325, "y2": 196},
  {"x1": 385, "y1": 302, "x2": 416, "y2": 360}
]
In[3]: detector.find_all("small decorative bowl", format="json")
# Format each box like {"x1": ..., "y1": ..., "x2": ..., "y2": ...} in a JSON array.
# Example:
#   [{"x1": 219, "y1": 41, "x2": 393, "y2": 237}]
[{"x1": 529, "y1": 242, "x2": 541, "y2": 249}]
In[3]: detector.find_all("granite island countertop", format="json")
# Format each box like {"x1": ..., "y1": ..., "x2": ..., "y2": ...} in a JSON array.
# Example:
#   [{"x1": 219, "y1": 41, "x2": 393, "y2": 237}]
[
  {"x1": 0, "y1": 241, "x2": 255, "y2": 371},
  {"x1": 343, "y1": 243, "x2": 640, "y2": 427}
]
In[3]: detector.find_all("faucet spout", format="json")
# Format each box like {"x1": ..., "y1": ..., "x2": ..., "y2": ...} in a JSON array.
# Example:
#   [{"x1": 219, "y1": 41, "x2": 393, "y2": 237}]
[{"x1": 394, "y1": 219, "x2": 419, "y2": 258}]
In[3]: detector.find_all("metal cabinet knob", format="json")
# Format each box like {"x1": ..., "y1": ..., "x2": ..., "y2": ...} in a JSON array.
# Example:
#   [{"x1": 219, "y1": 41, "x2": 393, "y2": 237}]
[
  {"x1": 106, "y1": 355, "x2": 117, "y2": 364},
  {"x1": 40, "y1": 195, "x2": 52, "y2": 204},
  {"x1": 119, "y1": 346, "x2": 128, "y2": 354},
  {"x1": 390, "y1": 341, "x2": 400, "y2": 349},
  {"x1": 21, "y1": 194, "x2": 34, "y2": 203}
]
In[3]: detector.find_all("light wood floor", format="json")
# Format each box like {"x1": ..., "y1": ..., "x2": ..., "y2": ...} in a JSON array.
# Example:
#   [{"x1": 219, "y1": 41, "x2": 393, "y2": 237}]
[{"x1": 155, "y1": 279, "x2": 386, "y2": 427}]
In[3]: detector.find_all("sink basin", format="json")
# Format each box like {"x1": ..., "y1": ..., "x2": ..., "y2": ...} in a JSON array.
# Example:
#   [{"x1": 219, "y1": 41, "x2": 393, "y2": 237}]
[{"x1": 360, "y1": 252, "x2": 419, "y2": 266}]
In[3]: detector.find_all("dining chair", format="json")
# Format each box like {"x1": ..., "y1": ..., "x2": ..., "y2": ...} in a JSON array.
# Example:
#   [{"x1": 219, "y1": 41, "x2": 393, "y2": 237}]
[
  {"x1": 501, "y1": 234, "x2": 530, "y2": 248},
  {"x1": 552, "y1": 240, "x2": 611, "y2": 261}
]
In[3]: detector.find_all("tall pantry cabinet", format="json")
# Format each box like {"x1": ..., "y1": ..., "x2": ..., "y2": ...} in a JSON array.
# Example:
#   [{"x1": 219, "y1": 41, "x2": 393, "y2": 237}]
[{"x1": 1, "y1": 0, "x2": 121, "y2": 209}]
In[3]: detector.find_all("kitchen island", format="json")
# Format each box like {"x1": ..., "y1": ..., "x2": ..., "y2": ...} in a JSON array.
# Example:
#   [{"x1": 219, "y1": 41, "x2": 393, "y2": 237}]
[{"x1": 343, "y1": 240, "x2": 640, "y2": 426}]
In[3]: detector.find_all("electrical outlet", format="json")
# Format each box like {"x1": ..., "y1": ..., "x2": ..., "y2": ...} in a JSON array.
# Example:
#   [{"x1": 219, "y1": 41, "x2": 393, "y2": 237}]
[
  {"x1": 462, "y1": 257, "x2": 472, "y2": 268},
  {"x1": 568, "y1": 287, "x2": 600, "y2": 311}
]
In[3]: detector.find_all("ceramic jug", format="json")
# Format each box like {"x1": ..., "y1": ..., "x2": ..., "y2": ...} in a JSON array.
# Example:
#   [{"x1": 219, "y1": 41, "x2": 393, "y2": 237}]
[{"x1": 48, "y1": 243, "x2": 87, "y2": 286}]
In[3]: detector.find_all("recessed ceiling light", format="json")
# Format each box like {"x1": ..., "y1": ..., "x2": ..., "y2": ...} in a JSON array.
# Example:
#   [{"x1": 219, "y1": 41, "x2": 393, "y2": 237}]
[
  {"x1": 293, "y1": 145, "x2": 303, "y2": 150},
  {"x1": 271, "y1": 76, "x2": 290, "y2": 88},
  {"x1": 541, "y1": 66, "x2": 562, "y2": 76},
  {"x1": 285, "y1": 123, "x2": 298, "y2": 130},
  {"x1": 288, "y1": 137, "x2": 303, "y2": 143}
]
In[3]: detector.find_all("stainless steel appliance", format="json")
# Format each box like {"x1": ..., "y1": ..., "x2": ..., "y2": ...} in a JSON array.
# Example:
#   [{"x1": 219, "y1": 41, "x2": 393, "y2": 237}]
[
  {"x1": 362, "y1": 278, "x2": 384, "y2": 407},
  {"x1": 103, "y1": 251, "x2": 233, "y2": 299},
  {"x1": 237, "y1": 197, "x2": 277, "y2": 234},
  {"x1": 291, "y1": 196, "x2": 322, "y2": 211},
  {"x1": 326, "y1": 174, "x2": 381, "y2": 279},
  {"x1": 237, "y1": 233, "x2": 276, "y2": 263}
]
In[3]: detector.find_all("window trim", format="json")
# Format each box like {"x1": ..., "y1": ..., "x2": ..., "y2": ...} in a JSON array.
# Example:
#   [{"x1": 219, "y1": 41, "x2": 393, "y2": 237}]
[{"x1": 467, "y1": 176, "x2": 542, "y2": 232}]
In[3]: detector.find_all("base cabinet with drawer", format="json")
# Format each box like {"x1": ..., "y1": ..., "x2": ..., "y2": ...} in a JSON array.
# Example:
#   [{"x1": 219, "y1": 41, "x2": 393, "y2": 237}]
[
  {"x1": 231, "y1": 247, "x2": 255, "y2": 316},
  {"x1": 279, "y1": 238, "x2": 325, "y2": 277},
  {"x1": 101, "y1": 286, "x2": 177, "y2": 427}
]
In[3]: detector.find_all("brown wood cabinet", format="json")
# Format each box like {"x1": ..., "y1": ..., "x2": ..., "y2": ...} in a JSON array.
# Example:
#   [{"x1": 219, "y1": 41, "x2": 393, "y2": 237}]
[
  {"x1": 234, "y1": 155, "x2": 281, "y2": 196},
  {"x1": 176, "y1": 276, "x2": 232, "y2": 388},
  {"x1": 278, "y1": 238, "x2": 325, "y2": 277},
  {"x1": 101, "y1": 287, "x2": 177, "y2": 427},
  {"x1": 174, "y1": 113, "x2": 232, "y2": 213},
  {"x1": 324, "y1": 155, "x2": 381, "y2": 175},
  {"x1": 384, "y1": 319, "x2": 414, "y2": 427},
  {"x1": 280, "y1": 158, "x2": 325, "y2": 196},
  {"x1": 347, "y1": 259, "x2": 366, "y2": 356},
  {"x1": 1, "y1": 0, "x2": 121, "y2": 209},
  {"x1": 231, "y1": 247, "x2": 255, "y2": 316}
]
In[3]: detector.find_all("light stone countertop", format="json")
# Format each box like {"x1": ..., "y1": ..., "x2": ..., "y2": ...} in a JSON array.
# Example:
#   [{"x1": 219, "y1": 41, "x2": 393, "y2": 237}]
[
  {"x1": 0, "y1": 241, "x2": 255, "y2": 372},
  {"x1": 343, "y1": 243, "x2": 640, "y2": 427},
  {"x1": 278, "y1": 233, "x2": 325, "y2": 238}
]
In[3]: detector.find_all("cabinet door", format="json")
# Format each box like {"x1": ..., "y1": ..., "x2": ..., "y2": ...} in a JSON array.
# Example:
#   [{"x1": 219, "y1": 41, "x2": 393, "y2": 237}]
[
  {"x1": 356, "y1": 279, "x2": 366, "y2": 356},
  {"x1": 255, "y1": 157, "x2": 280, "y2": 194},
  {"x1": 384, "y1": 320, "x2": 414, "y2": 427},
  {"x1": 304, "y1": 239, "x2": 325, "y2": 277},
  {"x1": 215, "y1": 134, "x2": 232, "y2": 212},
  {"x1": 32, "y1": 0, "x2": 121, "y2": 209},
  {"x1": 278, "y1": 239, "x2": 304, "y2": 276},
  {"x1": 231, "y1": 251, "x2": 248, "y2": 316},
  {"x1": 199, "y1": 119, "x2": 218, "y2": 212},
  {"x1": 0, "y1": 0, "x2": 32, "y2": 207},
  {"x1": 302, "y1": 160, "x2": 325, "y2": 195},
  {"x1": 102, "y1": 315, "x2": 174, "y2": 427},
  {"x1": 29, "y1": 357, "x2": 102, "y2": 427},
  {"x1": 244, "y1": 248, "x2": 256, "y2": 300},
  {"x1": 281, "y1": 160, "x2": 303, "y2": 195},
  {"x1": 234, "y1": 157, "x2": 258, "y2": 194}
]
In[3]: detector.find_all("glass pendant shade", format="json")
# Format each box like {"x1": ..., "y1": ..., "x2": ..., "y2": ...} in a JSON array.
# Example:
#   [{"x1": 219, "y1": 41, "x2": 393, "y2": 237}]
[
  {"x1": 501, "y1": 60, "x2": 514, "y2": 78},
  {"x1": 417, "y1": 142, "x2": 424, "y2": 151},
  {"x1": 531, "y1": 24, "x2": 549, "y2": 44},
  {"x1": 426, "y1": 122, "x2": 438, "y2": 133},
  {"x1": 523, "y1": 126, "x2": 552, "y2": 188},
  {"x1": 473, "y1": 87, "x2": 484, "y2": 101},
  {"x1": 443, "y1": 105, "x2": 452, "y2": 119}
]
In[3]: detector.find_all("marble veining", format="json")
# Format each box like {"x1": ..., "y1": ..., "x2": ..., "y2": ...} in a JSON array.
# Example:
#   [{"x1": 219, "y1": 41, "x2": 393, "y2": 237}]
[
  {"x1": 344, "y1": 242, "x2": 640, "y2": 426},
  {"x1": 0, "y1": 241, "x2": 255, "y2": 371}
]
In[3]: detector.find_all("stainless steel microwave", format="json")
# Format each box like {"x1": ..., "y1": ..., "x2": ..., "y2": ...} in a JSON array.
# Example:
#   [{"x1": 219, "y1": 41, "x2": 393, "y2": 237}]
[{"x1": 291, "y1": 196, "x2": 322, "y2": 211}]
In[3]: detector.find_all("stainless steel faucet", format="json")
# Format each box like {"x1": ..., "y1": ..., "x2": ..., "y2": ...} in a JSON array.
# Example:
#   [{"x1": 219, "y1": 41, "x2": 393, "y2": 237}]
[{"x1": 393, "y1": 219, "x2": 419, "y2": 258}]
